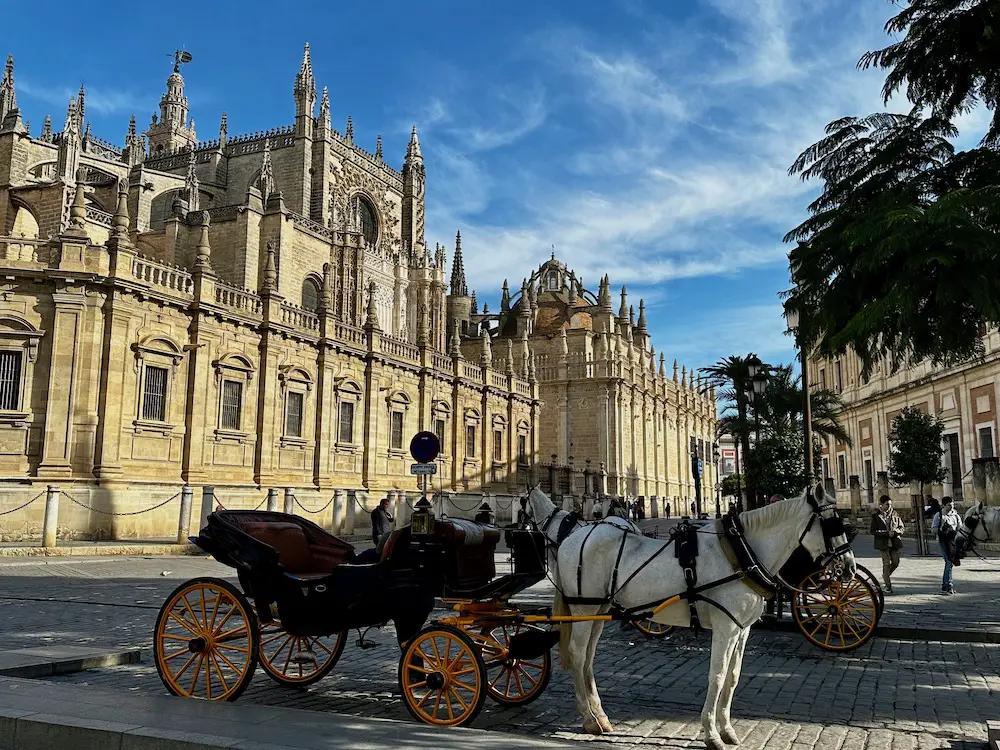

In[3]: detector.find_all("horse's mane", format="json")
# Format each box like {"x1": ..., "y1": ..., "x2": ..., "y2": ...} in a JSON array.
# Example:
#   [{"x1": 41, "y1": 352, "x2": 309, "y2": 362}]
[{"x1": 739, "y1": 490, "x2": 808, "y2": 534}]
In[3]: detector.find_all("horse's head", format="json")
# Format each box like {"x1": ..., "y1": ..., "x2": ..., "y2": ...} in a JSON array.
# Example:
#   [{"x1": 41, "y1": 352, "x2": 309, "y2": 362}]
[
  {"x1": 960, "y1": 500, "x2": 995, "y2": 550},
  {"x1": 800, "y1": 483, "x2": 856, "y2": 582},
  {"x1": 521, "y1": 484, "x2": 558, "y2": 531}
]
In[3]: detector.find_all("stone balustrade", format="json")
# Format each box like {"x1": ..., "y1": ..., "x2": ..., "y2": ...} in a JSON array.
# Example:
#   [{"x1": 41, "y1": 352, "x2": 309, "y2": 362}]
[{"x1": 131, "y1": 255, "x2": 194, "y2": 296}]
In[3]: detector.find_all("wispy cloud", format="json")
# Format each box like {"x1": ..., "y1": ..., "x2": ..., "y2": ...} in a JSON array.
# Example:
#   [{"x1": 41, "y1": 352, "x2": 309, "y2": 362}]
[{"x1": 19, "y1": 79, "x2": 151, "y2": 117}]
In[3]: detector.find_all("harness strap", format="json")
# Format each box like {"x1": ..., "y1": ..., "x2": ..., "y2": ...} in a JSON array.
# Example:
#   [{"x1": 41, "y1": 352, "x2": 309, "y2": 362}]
[
  {"x1": 576, "y1": 524, "x2": 601, "y2": 600},
  {"x1": 609, "y1": 527, "x2": 630, "y2": 595}
]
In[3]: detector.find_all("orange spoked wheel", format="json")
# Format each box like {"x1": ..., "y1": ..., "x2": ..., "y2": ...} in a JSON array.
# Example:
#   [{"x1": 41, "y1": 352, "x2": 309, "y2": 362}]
[
  {"x1": 634, "y1": 618, "x2": 674, "y2": 638},
  {"x1": 475, "y1": 623, "x2": 551, "y2": 706},
  {"x1": 398, "y1": 625, "x2": 487, "y2": 727},
  {"x1": 792, "y1": 569, "x2": 879, "y2": 652},
  {"x1": 153, "y1": 577, "x2": 259, "y2": 701},
  {"x1": 258, "y1": 620, "x2": 347, "y2": 688}
]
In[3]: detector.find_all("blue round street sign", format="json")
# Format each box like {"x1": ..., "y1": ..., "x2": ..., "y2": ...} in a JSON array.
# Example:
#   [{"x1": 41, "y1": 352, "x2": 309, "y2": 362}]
[{"x1": 409, "y1": 431, "x2": 440, "y2": 463}]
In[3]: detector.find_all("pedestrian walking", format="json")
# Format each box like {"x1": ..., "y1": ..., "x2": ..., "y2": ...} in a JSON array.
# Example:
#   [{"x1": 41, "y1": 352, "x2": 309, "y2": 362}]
[
  {"x1": 931, "y1": 496, "x2": 962, "y2": 595},
  {"x1": 371, "y1": 496, "x2": 394, "y2": 546},
  {"x1": 870, "y1": 495, "x2": 904, "y2": 594}
]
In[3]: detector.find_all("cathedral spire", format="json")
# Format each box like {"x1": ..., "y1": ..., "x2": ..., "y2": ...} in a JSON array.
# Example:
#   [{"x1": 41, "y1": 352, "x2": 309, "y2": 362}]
[
  {"x1": 257, "y1": 137, "x2": 275, "y2": 204},
  {"x1": 406, "y1": 124, "x2": 422, "y2": 163},
  {"x1": 124, "y1": 114, "x2": 144, "y2": 167},
  {"x1": 345, "y1": 115, "x2": 353, "y2": 144},
  {"x1": 77, "y1": 83, "x2": 85, "y2": 124},
  {"x1": 41, "y1": 114, "x2": 52, "y2": 142},
  {"x1": 184, "y1": 150, "x2": 199, "y2": 211},
  {"x1": 450, "y1": 230, "x2": 468, "y2": 296},
  {"x1": 501, "y1": 280, "x2": 511, "y2": 312},
  {"x1": 317, "y1": 88, "x2": 330, "y2": 138},
  {"x1": 375, "y1": 134, "x2": 383, "y2": 161},
  {"x1": 618, "y1": 286, "x2": 628, "y2": 321},
  {"x1": 294, "y1": 43, "x2": 316, "y2": 137},
  {"x1": 637, "y1": 299, "x2": 647, "y2": 331},
  {"x1": 0, "y1": 55, "x2": 17, "y2": 125},
  {"x1": 109, "y1": 180, "x2": 131, "y2": 248},
  {"x1": 261, "y1": 239, "x2": 278, "y2": 293},
  {"x1": 219, "y1": 112, "x2": 228, "y2": 148}
]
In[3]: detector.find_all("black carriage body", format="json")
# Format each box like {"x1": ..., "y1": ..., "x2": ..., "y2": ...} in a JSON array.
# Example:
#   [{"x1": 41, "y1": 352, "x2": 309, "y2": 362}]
[{"x1": 193, "y1": 511, "x2": 434, "y2": 640}]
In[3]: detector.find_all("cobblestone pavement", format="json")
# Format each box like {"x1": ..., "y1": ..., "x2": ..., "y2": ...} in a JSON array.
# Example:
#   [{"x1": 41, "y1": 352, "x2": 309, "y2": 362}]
[{"x1": 1, "y1": 554, "x2": 997, "y2": 749}]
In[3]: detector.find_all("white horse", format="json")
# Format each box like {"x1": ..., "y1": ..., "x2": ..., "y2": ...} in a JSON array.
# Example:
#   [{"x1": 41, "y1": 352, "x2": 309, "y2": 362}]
[
  {"x1": 959, "y1": 500, "x2": 1000, "y2": 554},
  {"x1": 525, "y1": 484, "x2": 854, "y2": 749}
]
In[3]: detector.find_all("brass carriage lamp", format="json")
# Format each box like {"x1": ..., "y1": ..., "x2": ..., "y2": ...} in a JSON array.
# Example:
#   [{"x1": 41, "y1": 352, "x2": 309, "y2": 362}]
[{"x1": 411, "y1": 496, "x2": 435, "y2": 535}]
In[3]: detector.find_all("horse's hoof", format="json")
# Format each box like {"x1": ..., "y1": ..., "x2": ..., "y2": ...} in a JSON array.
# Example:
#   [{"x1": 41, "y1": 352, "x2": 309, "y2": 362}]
[
  {"x1": 721, "y1": 726, "x2": 740, "y2": 745},
  {"x1": 598, "y1": 716, "x2": 615, "y2": 733},
  {"x1": 583, "y1": 717, "x2": 604, "y2": 735},
  {"x1": 705, "y1": 737, "x2": 727, "y2": 750}
]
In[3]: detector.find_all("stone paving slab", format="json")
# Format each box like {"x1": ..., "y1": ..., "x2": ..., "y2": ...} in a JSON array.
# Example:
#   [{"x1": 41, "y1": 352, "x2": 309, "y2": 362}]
[
  {"x1": 0, "y1": 645, "x2": 140, "y2": 678},
  {"x1": 0, "y1": 675, "x2": 580, "y2": 749}
]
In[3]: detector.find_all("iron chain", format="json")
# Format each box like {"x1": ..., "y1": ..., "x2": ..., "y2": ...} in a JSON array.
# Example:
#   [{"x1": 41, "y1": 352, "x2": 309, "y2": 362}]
[
  {"x1": 60, "y1": 490, "x2": 180, "y2": 516},
  {"x1": 0, "y1": 491, "x2": 45, "y2": 516},
  {"x1": 292, "y1": 493, "x2": 335, "y2": 515}
]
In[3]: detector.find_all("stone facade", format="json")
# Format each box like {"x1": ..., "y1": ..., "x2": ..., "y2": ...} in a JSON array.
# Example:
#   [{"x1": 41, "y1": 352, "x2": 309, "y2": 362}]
[
  {"x1": 0, "y1": 49, "x2": 539, "y2": 541},
  {"x1": 458, "y1": 255, "x2": 718, "y2": 518},
  {"x1": 809, "y1": 327, "x2": 1000, "y2": 510}
]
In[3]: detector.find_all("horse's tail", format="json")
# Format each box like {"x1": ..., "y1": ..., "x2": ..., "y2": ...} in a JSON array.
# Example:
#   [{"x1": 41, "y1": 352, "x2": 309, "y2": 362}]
[{"x1": 552, "y1": 589, "x2": 572, "y2": 671}]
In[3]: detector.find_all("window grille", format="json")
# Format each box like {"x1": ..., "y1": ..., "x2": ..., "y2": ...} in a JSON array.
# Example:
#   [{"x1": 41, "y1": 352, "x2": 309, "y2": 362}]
[
  {"x1": 434, "y1": 418, "x2": 446, "y2": 450},
  {"x1": 493, "y1": 430, "x2": 503, "y2": 462},
  {"x1": 220, "y1": 379, "x2": 243, "y2": 430},
  {"x1": 143, "y1": 366, "x2": 168, "y2": 422},
  {"x1": 390, "y1": 411, "x2": 404, "y2": 450},
  {"x1": 338, "y1": 401, "x2": 355, "y2": 443},
  {"x1": 286, "y1": 391, "x2": 304, "y2": 437},
  {"x1": 0, "y1": 351, "x2": 22, "y2": 411}
]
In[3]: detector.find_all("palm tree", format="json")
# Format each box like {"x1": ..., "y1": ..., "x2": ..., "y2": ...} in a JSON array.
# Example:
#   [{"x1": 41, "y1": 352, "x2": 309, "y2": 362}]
[
  {"x1": 701, "y1": 357, "x2": 755, "y2": 508},
  {"x1": 756, "y1": 364, "x2": 851, "y2": 447}
]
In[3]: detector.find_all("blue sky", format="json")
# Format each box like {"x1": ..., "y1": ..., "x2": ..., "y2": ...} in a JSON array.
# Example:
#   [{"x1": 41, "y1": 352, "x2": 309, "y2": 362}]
[{"x1": 5, "y1": 0, "x2": 989, "y2": 378}]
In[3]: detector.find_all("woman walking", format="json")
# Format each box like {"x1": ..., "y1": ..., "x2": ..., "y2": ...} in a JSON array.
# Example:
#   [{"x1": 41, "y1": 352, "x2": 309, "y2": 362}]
[
  {"x1": 931, "y1": 496, "x2": 962, "y2": 595},
  {"x1": 870, "y1": 495, "x2": 904, "y2": 594}
]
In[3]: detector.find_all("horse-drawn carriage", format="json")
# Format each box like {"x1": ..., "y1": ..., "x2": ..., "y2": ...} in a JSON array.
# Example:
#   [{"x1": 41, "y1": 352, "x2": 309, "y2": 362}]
[
  {"x1": 153, "y1": 504, "x2": 557, "y2": 727},
  {"x1": 633, "y1": 519, "x2": 884, "y2": 651}
]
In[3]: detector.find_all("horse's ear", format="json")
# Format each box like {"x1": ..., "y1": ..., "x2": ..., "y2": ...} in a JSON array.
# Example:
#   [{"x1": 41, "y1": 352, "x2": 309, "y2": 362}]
[{"x1": 813, "y1": 483, "x2": 825, "y2": 503}]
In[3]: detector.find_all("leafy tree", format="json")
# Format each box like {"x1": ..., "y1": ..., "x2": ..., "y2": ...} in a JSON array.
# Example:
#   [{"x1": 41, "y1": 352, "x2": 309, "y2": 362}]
[
  {"x1": 702, "y1": 357, "x2": 756, "y2": 505},
  {"x1": 720, "y1": 473, "x2": 743, "y2": 499},
  {"x1": 784, "y1": 0, "x2": 1000, "y2": 380},
  {"x1": 887, "y1": 406, "x2": 947, "y2": 502}
]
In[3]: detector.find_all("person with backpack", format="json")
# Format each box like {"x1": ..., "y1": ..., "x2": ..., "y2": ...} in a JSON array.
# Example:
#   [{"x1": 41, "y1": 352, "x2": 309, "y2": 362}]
[
  {"x1": 931, "y1": 496, "x2": 962, "y2": 595},
  {"x1": 870, "y1": 495, "x2": 904, "y2": 594}
]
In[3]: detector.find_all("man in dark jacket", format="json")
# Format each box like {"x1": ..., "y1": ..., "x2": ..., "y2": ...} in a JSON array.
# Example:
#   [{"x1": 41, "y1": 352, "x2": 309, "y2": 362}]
[
  {"x1": 371, "y1": 496, "x2": 394, "y2": 546},
  {"x1": 870, "y1": 495, "x2": 904, "y2": 594}
]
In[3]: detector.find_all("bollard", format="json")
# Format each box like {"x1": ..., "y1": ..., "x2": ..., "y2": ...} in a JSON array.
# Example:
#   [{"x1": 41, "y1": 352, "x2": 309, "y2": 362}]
[
  {"x1": 199, "y1": 486, "x2": 215, "y2": 530},
  {"x1": 332, "y1": 488, "x2": 347, "y2": 536},
  {"x1": 283, "y1": 488, "x2": 294, "y2": 515},
  {"x1": 177, "y1": 485, "x2": 194, "y2": 544},
  {"x1": 266, "y1": 488, "x2": 279, "y2": 512},
  {"x1": 43, "y1": 485, "x2": 60, "y2": 548}
]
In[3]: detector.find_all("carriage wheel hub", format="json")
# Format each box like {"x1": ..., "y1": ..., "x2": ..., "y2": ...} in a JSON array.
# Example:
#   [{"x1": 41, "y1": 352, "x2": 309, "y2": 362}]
[
  {"x1": 827, "y1": 604, "x2": 839, "y2": 615},
  {"x1": 188, "y1": 637, "x2": 207, "y2": 653},
  {"x1": 426, "y1": 671, "x2": 446, "y2": 690}
]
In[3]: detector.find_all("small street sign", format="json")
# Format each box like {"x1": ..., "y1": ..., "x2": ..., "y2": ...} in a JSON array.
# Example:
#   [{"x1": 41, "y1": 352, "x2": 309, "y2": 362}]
[{"x1": 410, "y1": 463, "x2": 437, "y2": 476}]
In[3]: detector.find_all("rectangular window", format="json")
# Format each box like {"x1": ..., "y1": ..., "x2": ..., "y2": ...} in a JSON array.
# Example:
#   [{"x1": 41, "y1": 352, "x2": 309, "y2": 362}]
[
  {"x1": 434, "y1": 418, "x2": 446, "y2": 451},
  {"x1": 518, "y1": 434, "x2": 527, "y2": 465},
  {"x1": 834, "y1": 360, "x2": 843, "y2": 392},
  {"x1": 822, "y1": 457, "x2": 831, "y2": 482},
  {"x1": 979, "y1": 426, "x2": 995, "y2": 458},
  {"x1": 493, "y1": 430, "x2": 503, "y2": 462},
  {"x1": 220, "y1": 379, "x2": 243, "y2": 431},
  {"x1": 0, "y1": 351, "x2": 23, "y2": 411},
  {"x1": 465, "y1": 425, "x2": 477, "y2": 457},
  {"x1": 390, "y1": 411, "x2": 404, "y2": 450},
  {"x1": 338, "y1": 401, "x2": 355, "y2": 443},
  {"x1": 819, "y1": 369, "x2": 826, "y2": 390},
  {"x1": 837, "y1": 454, "x2": 847, "y2": 489},
  {"x1": 285, "y1": 391, "x2": 304, "y2": 437},
  {"x1": 142, "y1": 366, "x2": 168, "y2": 422}
]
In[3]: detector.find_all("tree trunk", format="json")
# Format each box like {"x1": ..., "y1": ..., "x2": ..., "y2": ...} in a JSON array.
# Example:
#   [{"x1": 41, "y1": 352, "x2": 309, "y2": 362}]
[{"x1": 736, "y1": 391, "x2": 754, "y2": 510}]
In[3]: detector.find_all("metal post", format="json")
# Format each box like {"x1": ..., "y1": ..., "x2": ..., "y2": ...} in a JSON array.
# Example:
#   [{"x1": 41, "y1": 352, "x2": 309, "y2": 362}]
[
  {"x1": 801, "y1": 335, "x2": 814, "y2": 490},
  {"x1": 177, "y1": 484, "x2": 193, "y2": 544},
  {"x1": 199, "y1": 486, "x2": 215, "y2": 530},
  {"x1": 43, "y1": 485, "x2": 60, "y2": 548},
  {"x1": 283, "y1": 488, "x2": 294, "y2": 515},
  {"x1": 266, "y1": 488, "x2": 279, "y2": 512}
]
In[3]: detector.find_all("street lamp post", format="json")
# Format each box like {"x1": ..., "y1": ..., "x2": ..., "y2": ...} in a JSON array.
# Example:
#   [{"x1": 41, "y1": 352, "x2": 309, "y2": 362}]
[
  {"x1": 746, "y1": 354, "x2": 768, "y2": 509},
  {"x1": 784, "y1": 303, "x2": 813, "y2": 490}
]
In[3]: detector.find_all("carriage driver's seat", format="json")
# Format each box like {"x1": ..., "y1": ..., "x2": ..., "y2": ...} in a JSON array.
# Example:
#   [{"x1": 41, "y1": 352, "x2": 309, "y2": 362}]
[{"x1": 237, "y1": 518, "x2": 355, "y2": 581}]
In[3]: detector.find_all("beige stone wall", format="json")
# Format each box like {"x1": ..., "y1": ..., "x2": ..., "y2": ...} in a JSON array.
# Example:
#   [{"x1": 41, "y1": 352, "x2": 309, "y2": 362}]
[{"x1": 811, "y1": 328, "x2": 1000, "y2": 508}]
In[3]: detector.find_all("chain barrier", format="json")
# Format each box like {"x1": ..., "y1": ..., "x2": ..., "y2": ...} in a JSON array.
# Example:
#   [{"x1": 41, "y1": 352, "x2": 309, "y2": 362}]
[
  {"x1": 447, "y1": 495, "x2": 488, "y2": 513},
  {"x1": 494, "y1": 496, "x2": 515, "y2": 509},
  {"x1": 292, "y1": 493, "x2": 335, "y2": 515},
  {"x1": 61, "y1": 490, "x2": 180, "y2": 516},
  {"x1": 211, "y1": 494, "x2": 268, "y2": 512},
  {"x1": 0, "y1": 490, "x2": 45, "y2": 517}
]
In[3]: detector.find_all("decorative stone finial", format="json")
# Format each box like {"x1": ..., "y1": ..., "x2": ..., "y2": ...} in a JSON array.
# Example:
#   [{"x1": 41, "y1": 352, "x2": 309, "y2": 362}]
[
  {"x1": 365, "y1": 281, "x2": 379, "y2": 330},
  {"x1": 450, "y1": 230, "x2": 468, "y2": 296},
  {"x1": 375, "y1": 134, "x2": 383, "y2": 161},
  {"x1": 681, "y1": 365, "x2": 687, "y2": 388},
  {"x1": 659, "y1": 352, "x2": 666, "y2": 377},
  {"x1": 559, "y1": 326, "x2": 568, "y2": 356},
  {"x1": 66, "y1": 179, "x2": 87, "y2": 235},
  {"x1": 673, "y1": 359, "x2": 679, "y2": 382},
  {"x1": 506, "y1": 339, "x2": 515, "y2": 375},
  {"x1": 110, "y1": 181, "x2": 130, "y2": 243},
  {"x1": 449, "y1": 320, "x2": 462, "y2": 358},
  {"x1": 345, "y1": 115, "x2": 353, "y2": 144},
  {"x1": 480, "y1": 328, "x2": 493, "y2": 367},
  {"x1": 219, "y1": 112, "x2": 228, "y2": 147},
  {"x1": 501, "y1": 279, "x2": 511, "y2": 312},
  {"x1": 320, "y1": 262, "x2": 333, "y2": 312},
  {"x1": 619, "y1": 286, "x2": 628, "y2": 320},
  {"x1": 261, "y1": 238, "x2": 277, "y2": 292},
  {"x1": 194, "y1": 212, "x2": 213, "y2": 271},
  {"x1": 637, "y1": 299, "x2": 648, "y2": 331},
  {"x1": 41, "y1": 114, "x2": 52, "y2": 142}
]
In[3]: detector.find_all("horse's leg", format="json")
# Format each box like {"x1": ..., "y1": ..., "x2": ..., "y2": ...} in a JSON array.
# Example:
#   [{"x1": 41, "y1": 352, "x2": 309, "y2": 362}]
[
  {"x1": 717, "y1": 625, "x2": 751, "y2": 745},
  {"x1": 583, "y1": 619, "x2": 613, "y2": 732},
  {"x1": 567, "y1": 617, "x2": 604, "y2": 734},
  {"x1": 702, "y1": 617, "x2": 739, "y2": 750}
]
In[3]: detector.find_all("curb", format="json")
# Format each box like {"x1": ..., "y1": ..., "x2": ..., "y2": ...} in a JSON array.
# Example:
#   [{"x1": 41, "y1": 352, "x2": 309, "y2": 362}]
[
  {"x1": 0, "y1": 647, "x2": 141, "y2": 679},
  {"x1": 754, "y1": 617, "x2": 1000, "y2": 644},
  {"x1": 0, "y1": 543, "x2": 203, "y2": 558}
]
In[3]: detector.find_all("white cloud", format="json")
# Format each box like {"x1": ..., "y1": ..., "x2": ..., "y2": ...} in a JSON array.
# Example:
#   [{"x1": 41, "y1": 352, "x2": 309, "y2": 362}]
[{"x1": 19, "y1": 79, "x2": 151, "y2": 117}]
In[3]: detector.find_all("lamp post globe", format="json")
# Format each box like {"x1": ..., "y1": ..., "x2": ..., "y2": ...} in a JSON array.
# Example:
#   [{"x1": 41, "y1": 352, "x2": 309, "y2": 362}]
[{"x1": 746, "y1": 353, "x2": 763, "y2": 379}]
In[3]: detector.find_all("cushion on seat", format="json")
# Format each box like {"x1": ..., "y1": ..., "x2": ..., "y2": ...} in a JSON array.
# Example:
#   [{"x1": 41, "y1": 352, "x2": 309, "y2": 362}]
[
  {"x1": 434, "y1": 519, "x2": 502, "y2": 546},
  {"x1": 240, "y1": 520, "x2": 353, "y2": 576}
]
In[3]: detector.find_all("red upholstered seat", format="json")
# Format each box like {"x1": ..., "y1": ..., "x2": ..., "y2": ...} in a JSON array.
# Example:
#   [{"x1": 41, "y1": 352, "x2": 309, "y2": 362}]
[{"x1": 235, "y1": 517, "x2": 355, "y2": 576}]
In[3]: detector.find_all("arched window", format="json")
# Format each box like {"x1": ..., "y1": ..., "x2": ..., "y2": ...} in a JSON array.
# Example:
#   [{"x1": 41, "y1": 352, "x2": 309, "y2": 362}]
[
  {"x1": 357, "y1": 195, "x2": 378, "y2": 248},
  {"x1": 301, "y1": 277, "x2": 321, "y2": 311}
]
